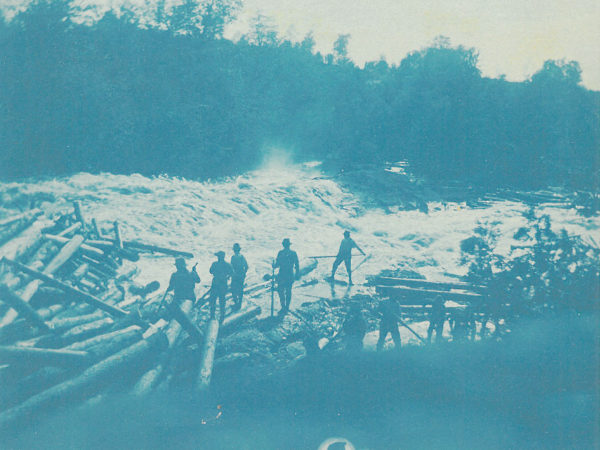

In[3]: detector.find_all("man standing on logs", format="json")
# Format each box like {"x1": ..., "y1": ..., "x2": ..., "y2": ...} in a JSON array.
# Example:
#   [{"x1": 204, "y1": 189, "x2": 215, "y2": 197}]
[
  {"x1": 331, "y1": 230, "x2": 365, "y2": 285},
  {"x1": 377, "y1": 297, "x2": 401, "y2": 351},
  {"x1": 342, "y1": 303, "x2": 367, "y2": 352},
  {"x1": 272, "y1": 238, "x2": 299, "y2": 315},
  {"x1": 166, "y1": 257, "x2": 200, "y2": 303},
  {"x1": 427, "y1": 295, "x2": 446, "y2": 343},
  {"x1": 209, "y1": 251, "x2": 233, "y2": 322},
  {"x1": 230, "y1": 243, "x2": 248, "y2": 312}
]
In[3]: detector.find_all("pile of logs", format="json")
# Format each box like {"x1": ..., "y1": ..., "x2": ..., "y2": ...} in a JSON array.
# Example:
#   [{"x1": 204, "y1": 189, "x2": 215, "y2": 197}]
[
  {"x1": 0, "y1": 202, "x2": 266, "y2": 429},
  {"x1": 369, "y1": 276, "x2": 487, "y2": 305}
]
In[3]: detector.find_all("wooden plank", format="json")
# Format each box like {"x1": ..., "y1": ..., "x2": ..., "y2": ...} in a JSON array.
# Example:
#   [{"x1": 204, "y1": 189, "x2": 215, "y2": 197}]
[
  {"x1": 0, "y1": 235, "x2": 84, "y2": 328},
  {"x1": 1, "y1": 258, "x2": 129, "y2": 318},
  {"x1": 375, "y1": 284, "x2": 483, "y2": 303},
  {"x1": 197, "y1": 319, "x2": 219, "y2": 391},
  {"x1": 0, "y1": 327, "x2": 167, "y2": 428},
  {"x1": 0, "y1": 345, "x2": 91, "y2": 367}
]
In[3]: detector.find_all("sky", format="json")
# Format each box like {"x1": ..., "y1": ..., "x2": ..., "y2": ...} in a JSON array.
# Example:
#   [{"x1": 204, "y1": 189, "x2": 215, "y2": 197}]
[{"x1": 3, "y1": 0, "x2": 599, "y2": 90}]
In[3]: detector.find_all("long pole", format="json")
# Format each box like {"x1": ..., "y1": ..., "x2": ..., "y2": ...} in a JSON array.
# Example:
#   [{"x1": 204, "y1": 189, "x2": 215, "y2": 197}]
[{"x1": 270, "y1": 261, "x2": 275, "y2": 317}]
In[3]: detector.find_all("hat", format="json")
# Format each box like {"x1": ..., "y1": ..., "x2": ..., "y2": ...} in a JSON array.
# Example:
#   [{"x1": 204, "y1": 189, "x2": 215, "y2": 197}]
[
  {"x1": 282, "y1": 238, "x2": 291, "y2": 247},
  {"x1": 214, "y1": 251, "x2": 225, "y2": 258},
  {"x1": 175, "y1": 257, "x2": 186, "y2": 268},
  {"x1": 233, "y1": 243, "x2": 241, "y2": 251},
  {"x1": 343, "y1": 230, "x2": 351, "y2": 237}
]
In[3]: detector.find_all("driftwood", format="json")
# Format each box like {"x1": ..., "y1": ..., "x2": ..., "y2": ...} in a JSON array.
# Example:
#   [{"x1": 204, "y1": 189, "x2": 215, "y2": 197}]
[
  {"x1": 1, "y1": 258, "x2": 129, "y2": 318},
  {"x1": 197, "y1": 319, "x2": 219, "y2": 391},
  {"x1": 0, "y1": 345, "x2": 91, "y2": 368},
  {"x1": 0, "y1": 235, "x2": 84, "y2": 328},
  {"x1": 0, "y1": 324, "x2": 167, "y2": 429},
  {"x1": 375, "y1": 285, "x2": 483, "y2": 304}
]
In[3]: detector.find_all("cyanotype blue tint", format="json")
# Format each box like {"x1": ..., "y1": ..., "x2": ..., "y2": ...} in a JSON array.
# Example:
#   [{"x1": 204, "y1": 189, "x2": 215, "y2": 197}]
[{"x1": 0, "y1": 1, "x2": 598, "y2": 449}]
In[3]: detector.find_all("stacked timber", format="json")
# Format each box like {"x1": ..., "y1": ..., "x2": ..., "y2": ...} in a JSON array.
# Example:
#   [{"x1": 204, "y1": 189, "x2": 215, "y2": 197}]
[{"x1": 369, "y1": 275, "x2": 486, "y2": 305}]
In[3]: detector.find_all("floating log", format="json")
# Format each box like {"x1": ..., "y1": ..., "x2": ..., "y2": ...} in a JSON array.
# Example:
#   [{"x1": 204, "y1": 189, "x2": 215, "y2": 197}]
[
  {"x1": 1, "y1": 258, "x2": 129, "y2": 318},
  {"x1": 0, "y1": 284, "x2": 49, "y2": 331},
  {"x1": 57, "y1": 222, "x2": 82, "y2": 237},
  {"x1": 197, "y1": 319, "x2": 219, "y2": 391},
  {"x1": 0, "y1": 324, "x2": 167, "y2": 429},
  {"x1": 71, "y1": 263, "x2": 89, "y2": 282},
  {"x1": 0, "y1": 235, "x2": 84, "y2": 328},
  {"x1": 0, "y1": 345, "x2": 91, "y2": 368},
  {"x1": 133, "y1": 300, "x2": 193, "y2": 396},
  {"x1": 43, "y1": 234, "x2": 104, "y2": 258},
  {"x1": 0, "y1": 211, "x2": 44, "y2": 248},
  {"x1": 375, "y1": 285, "x2": 483, "y2": 304},
  {"x1": 91, "y1": 219, "x2": 101, "y2": 239},
  {"x1": 371, "y1": 276, "x2": 486, "y2": 293}
]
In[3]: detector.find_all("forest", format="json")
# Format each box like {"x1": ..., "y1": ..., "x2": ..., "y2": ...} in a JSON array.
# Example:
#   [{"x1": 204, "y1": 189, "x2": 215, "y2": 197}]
[{"x1": 0, "y1": 0, "x2": 598, "y2": 189}]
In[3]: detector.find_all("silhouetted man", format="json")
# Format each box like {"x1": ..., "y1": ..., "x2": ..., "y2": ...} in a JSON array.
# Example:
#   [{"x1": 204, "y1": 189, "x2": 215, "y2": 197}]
[
  {"x1": 209, "y1": 251, "x2": 233, "y2": 322},
  {"x1": 342, "y1": 303, "x2": 367, "y2": 352},
  {"x1": 166, "y1": 257, "x2": 200, "y2": 303},
  {"x1": 377, "y1": 298, "x2": 401, "y2": 351},
  {"x1": 230, "y1": 243, "x2": 248, "y2": 311},
  {"x1": 427, "y1": 295, "x2": 446, "y2": 343},
  {"x1": 331, "y1": 230, "x2": 365, "y2": 285},
  {"x1": 273, "y1": 238, "x2": 299, "y2": 314}
]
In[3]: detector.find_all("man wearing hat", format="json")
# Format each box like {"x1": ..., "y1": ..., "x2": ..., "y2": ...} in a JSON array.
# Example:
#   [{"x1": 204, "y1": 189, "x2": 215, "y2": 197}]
[
  {"x1": 273, "y1": 238, "x2": 300, "y2": 314},
  {"x1": 209, "y1": 251, "x2": 233, "y2": 322},
  {"x1": 331, "y1": 230, "x2": 365, "y2": 285},
  {"x1": 230, "y1": 243, "x2": 248, "y2": 311},
  {"x1": 166, "y1": 257, "x2": 200, "y2": 303}
]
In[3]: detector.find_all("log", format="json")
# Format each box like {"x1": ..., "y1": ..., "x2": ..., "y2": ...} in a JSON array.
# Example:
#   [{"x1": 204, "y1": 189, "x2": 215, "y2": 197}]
[
  {"x1": 122, "y1": 240, "x2": 193, "y2": 258},
  {"x1": 43, "y1": 234, "x2": 104, "y2": 258},
  {"x1": 220, "y1": 305, "x2": 261, "y2": 335},
  {"x1": 0, "y1": 284, "x2": 49, "y2": 331},
  {"x1": 73, "y1": 201, "x2": 85, "y2": 227},
  {"x1": 46, "y1": 311, "x2": 105, "y2": 332},
  {"x1": 0, "y1": 325, "x2": 167, "y2": 428},
  {"x1": 71, "y1": 263, "x2": 89, "y2": 282},
  {"x1": 64, "y1": 325, "x2": 143, "y2": 360},
  {"x1": 0, "y1": 235, "x2": 84, "y2": 328},
  {"x1": 91, "y1": 218, "x2": 100, "y2": 239},
  {"x1": 197, "y1": 319, "x2": 219, "y2": 391},
  {"x1": 0, "y1": 345, "x2": 91, "y2": 368},
  {"x1": 375, "y1": 285, "x2": 483, "y2": 304},
  {"x1": 57, "y1": 222, "x2": 82, "y2": 237},
  {"x1": 113, "y1": 221, "x2": 123, "y2": 249},
  {"x1": 0, "y1": 213, "x2": 44, "y2": 248},
  {"x1": 59, "y1": 318, "x2": 115, "y2": 345},
  {"x1": 165, "y1": 300, "x2": 203, "y2": 344},
  {"x1": 0, "y1": 217, "x2": 50, "y2": 262},
  {"x1": 1, "y1": 258, "x2": 129, "y2": 318},
  {"x1": 133, "y1": 300, "x2": 193, "y2": 396},
  {"x1": 0, "y1": 209, "x2": 42, "y2": 228},
  {"x1": 262, "y1": 259, "x2": 318, "y2": 281},
  {"x1": 371, "y1": 276, "x2": 486, "y2": 293}
]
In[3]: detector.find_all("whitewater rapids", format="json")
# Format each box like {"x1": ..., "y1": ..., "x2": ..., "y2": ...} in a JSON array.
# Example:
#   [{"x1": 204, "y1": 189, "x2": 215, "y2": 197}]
[{"x1": 0, "y1": 162, "x2": 598, "y2": 302}]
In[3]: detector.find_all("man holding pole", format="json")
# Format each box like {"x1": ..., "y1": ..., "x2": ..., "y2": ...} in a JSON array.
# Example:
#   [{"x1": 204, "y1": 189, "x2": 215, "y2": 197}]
[
  {"x1": 272, "y1": 238, "x2": 299, "y2": 315},
  {"x1": 331, "y1": 230, "x2": 365, "y2": 285}
]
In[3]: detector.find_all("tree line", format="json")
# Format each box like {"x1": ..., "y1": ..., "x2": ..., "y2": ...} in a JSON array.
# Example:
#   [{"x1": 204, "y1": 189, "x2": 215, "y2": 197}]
[{"x1": 0, "y1": 1, "x2": 598, "y2": 190}]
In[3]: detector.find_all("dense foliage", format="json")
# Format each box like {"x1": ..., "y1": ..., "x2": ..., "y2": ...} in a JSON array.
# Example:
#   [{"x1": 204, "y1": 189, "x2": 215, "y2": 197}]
[
  {"x1": 461, "y1": 212, "x2": 600, "y2": 315},
  {"x1": 0, "y1": 1, "x2": 598, "y2": 189}
]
